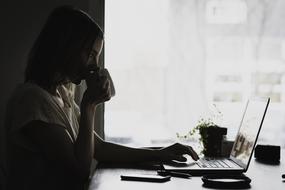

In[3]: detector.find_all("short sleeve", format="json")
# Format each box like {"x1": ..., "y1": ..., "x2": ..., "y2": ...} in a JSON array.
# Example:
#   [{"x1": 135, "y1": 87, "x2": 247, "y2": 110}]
[
  {"x1": 5, "y1": 83, "x2": 77, "y2": 151},
  {"x1": 6, "y1": 84, "x2": 67, "y2": 134}
]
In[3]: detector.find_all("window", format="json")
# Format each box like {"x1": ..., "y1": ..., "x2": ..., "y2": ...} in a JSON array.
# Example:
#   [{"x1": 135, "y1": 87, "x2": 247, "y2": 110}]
[{"x1": 105, "y1": 0, "x2": 285, "y2": 147}]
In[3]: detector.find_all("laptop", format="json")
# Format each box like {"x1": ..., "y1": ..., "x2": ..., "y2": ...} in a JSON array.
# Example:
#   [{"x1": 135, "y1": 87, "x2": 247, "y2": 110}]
[{"x1": 163, "y1": 97, "x2": 270, "y2": 176}]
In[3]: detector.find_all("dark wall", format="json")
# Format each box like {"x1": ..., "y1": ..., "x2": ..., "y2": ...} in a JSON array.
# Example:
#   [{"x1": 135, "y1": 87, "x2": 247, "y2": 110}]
[{"x1": 0, "y1": 0, "x2": 90, "y2": 185}]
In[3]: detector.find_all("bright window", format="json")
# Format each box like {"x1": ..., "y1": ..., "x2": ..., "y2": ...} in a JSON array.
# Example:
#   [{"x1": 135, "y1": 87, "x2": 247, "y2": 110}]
[{"x1": 105, "y1": 0, "x2": 285, "y2": 147}]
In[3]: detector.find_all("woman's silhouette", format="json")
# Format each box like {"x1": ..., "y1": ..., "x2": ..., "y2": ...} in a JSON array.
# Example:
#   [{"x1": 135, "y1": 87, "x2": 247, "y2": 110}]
[{"x1": 5, "y1": 5, "x2": 198, "y2": 190}]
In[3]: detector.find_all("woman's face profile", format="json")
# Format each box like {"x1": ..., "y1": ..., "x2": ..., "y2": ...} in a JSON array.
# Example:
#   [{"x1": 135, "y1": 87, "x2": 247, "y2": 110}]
[
  {"x1": 69, "y1": 38, "x2": 104, "y2": 85},
  {"x1": 86, "y1": 38, "x2": 104, "y2": 67}
]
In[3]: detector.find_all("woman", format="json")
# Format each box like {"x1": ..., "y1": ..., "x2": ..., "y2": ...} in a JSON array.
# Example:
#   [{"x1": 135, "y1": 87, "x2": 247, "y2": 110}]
[{"x1": 5, "y1": 5, "x2": 199, "y2": 190}]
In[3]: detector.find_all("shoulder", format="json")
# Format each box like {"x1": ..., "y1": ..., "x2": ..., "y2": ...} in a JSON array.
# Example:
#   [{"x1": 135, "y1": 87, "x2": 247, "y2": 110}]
[
  {"x1": 6, "y1": 83, "x2": 65, "y2": 133},
  {"x1": 9, "y1": 82, "x2": 51, "y2": 104},
  {"x1": 7, "y1": 82, "x2": 61, "y2": 116},
  {"x1": 6, "y1": 82, "x2": 51, "y2": 117}
]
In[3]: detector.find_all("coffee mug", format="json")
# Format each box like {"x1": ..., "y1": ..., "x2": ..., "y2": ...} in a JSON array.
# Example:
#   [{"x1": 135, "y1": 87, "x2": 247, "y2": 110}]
[
  {"x1": 99, "y1": 68, "x2": 116, "y2": 97},
  {"x1": 85, "y1": 65, "x2": 116, "y2": 97}
]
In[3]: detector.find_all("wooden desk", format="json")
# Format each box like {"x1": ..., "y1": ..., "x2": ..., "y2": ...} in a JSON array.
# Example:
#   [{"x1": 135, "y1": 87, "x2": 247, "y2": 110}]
[{"x1": 89, "y1": 153, "x2": 285, "y2": 190}]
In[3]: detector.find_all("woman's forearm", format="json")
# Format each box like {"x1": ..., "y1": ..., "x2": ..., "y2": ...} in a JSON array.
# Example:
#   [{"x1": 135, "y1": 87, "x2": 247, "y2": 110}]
[
  {"x1": 74, "y1": 103, "x2": 95, "y2": 178},
  {"x1": 93, "y1": 132, "x2": 159, "y2": 163}
]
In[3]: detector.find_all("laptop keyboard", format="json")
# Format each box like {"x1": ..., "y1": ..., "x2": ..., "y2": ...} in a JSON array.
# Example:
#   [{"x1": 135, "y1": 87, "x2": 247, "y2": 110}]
[{"x1": 197, "y1": 158, "x2": 233, "y2": 168}]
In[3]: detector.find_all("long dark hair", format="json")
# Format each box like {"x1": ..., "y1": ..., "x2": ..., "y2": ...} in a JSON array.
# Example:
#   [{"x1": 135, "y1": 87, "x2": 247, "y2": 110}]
[{"x1": 25, "y1": 5, "x2": 103, "y2": 89}]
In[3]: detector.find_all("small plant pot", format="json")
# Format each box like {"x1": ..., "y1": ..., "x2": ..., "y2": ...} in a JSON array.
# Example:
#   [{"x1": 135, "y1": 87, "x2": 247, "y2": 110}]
[{"x1": 199, "y1": 126, "x2": 227, "y2": 157}]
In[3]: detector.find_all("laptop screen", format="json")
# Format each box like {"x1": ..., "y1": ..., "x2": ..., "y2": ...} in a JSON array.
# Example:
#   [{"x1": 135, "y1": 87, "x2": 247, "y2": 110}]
[{"x1": 230, "y1": 97, "x2": 270, "y2": 168}]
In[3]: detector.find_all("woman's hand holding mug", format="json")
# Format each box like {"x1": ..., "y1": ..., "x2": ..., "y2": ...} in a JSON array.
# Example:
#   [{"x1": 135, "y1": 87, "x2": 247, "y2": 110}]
[{"x1": 82, "y1": 64, "x2": 115, "y2": 106}]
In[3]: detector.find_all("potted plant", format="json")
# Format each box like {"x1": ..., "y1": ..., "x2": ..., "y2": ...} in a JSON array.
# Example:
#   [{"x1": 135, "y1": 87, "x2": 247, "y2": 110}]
[
  {"x1": 177, "y1": 104, "x2": 227, "y2": 157},
  {"x1": 193, "y1": 120, "x2": 227, "y2": 157}
]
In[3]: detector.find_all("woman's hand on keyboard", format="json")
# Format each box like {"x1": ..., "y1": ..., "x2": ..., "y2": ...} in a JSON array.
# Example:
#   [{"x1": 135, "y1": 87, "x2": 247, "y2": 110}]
[{"x1": 157, "y1": 143, "x2": 199, "y2": 162}]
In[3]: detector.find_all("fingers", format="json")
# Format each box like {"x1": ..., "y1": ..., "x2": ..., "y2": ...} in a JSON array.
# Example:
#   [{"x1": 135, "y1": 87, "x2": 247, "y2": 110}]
[
  {"x1": 160, "y1": 143, "x2": 200, "y2": 163},
  {"x1": 101, "y1": 68, "x2": 116, "y2": 97},
  {"x1": 102, "y1": 84, "x2": 112, "y2": 101},
  {"x1": 96, "y1": 70, "x2": 110, "y2": 90},
  {"x1": 173, "y1": 143, "x2": 200, "y2": 161},
  {"x1": 97, "y1": 70, "x2": 112, "y2": 101},
  {"x1": 187, "y1": 146, "x2": 199, "y2": 161},
  {"x1": 84, "y1": 68, "x2": 112, "y2": 105},
  {"x1": 97, "y1": 80, "x2": 111, "y2": 102}
]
